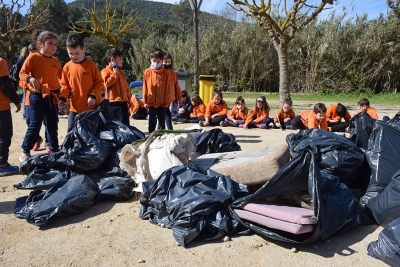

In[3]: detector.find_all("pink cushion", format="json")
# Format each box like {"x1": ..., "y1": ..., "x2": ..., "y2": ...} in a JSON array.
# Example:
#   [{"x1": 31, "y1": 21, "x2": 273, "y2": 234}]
[
  {"x1": 242, "y1": 203, "x2": 317, "y2": 225},
  {"x1": 234, "y1": 209, "x2": 315, "y2": 234}
]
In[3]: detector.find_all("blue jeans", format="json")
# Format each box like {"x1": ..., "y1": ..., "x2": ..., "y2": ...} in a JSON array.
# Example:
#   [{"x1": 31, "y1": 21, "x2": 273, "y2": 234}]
[
  {"x1": 67, "y1": 111, "x2": 78, "y2": 132},
  {"x1": 224, "y1": 118, "x2": 245, "y2": 127},
  {"x1": 22, "y1": 92, "x2": 59, "y2": 153},
  {"x1": 148, "y1": 107, "x2": 167, "y2": 134}
]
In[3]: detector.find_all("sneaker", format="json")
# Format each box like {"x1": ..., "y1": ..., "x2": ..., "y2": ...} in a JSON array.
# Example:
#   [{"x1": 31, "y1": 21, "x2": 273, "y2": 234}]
[
  {"x1": 259, "y1": 123, "x2": 267, "y2": 129},
  {"x1": 45, "y1": 145, "x2": 52, "y2": 153},
  {"x1": 32, "y1": 137, "x2": 44, "y2": 151},
  {"x1": 239, "y1": 124, "x2": 245, "y2": 128},
  {"x1": 19, "y1": 152, "x2": 31, "y2": 162},
  {"x1": 0, "y1": 163, "x2": 19, "y2": 176},
  {"x1": 220, "y1": 121, "x2": 225, "y2": 127}
]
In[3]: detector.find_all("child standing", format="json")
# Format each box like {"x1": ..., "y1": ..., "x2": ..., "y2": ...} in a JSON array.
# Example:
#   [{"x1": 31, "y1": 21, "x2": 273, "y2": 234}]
[
  {"x1": 199, "y1": 90, "x2": 228, "y2": 127},
  {"x1": 355, "y1": 98, "x2": 378, "y2": 120},
  {"x1": 129, "y1": 95, "x2": 147, "y2": 120},
  {"x1": 273, "y1": 98, "x2": 295, "y2": 129},
  {"x1": 187, "y1": 94, "x2": 205, "y2": 123},
  {"x1": 222, "y1": 96, "x2": 248, "y2": 127},
  {"x1": 244, "y1": 96, "x2": 272, "y2": 129},
  {"x1": 0, "y1": 57, "x2": 21, "y2": 175},
  {"x1": 59, "y1": 34, "x2": 104, "y2": 132},
  {"x1": 19, "y1": 31, "x2": 62, "y2": 162},
  {"x1": 291, "y1": 103, "x2": 328, "y2": 130},
  {"x1": 142, "y1": 49, "x2": 174, "y2": 133},
  {"x1": 101, "y1": 48, "x2": 131, "y2": 125},
  {"x1": 326, "y1": 103, "x2": 351, "y2": 132}
]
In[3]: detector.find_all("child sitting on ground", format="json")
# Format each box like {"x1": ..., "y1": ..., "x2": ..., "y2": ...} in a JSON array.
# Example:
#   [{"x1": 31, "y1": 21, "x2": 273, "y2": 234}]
[
  {"x1": 291, "y1": 103, "x2": 328, "y2": 130},
  {"x1": 171, "y1": 90, "x2": 191, "y2": 123},
  {"x1": 244, "y1": 96, "x2": 273, "y2": 129},
  {"x1": 326, "y1": 103, "x2": 351, "y2": 132},
  {"x1": 129, "y1": 94, "x2": 147, "y2": 120},
  {"x1": 273, "y1": 98, "x2": 295, "y2": 129},
  {"x1": 354, "y1": 97, "x2": 378, "y2": 120},
  {"x1": 186, "y1": 94, "x2": 205, "y2": 123},
  {"x1": 222, "y1": 96, "x2": 248, "y2": 127},
  {"x1": 199, "y1": 90, "x2": 228, "y2": 127}
]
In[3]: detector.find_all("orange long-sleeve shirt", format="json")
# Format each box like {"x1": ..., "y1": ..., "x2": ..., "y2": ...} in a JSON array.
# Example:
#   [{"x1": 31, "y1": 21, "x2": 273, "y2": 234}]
[
  {"x1": 60, "y1": 59, "x2": 104, "y2": 113},
  {"x1": 205, "y1": 100, "x2": 228, "y2": 119},
  {"x1": 299, "y1": 110, "x2": 328, "y2": 130},
  {"x1": 326, "y1": 104, "x2": 351, "y2": 122},
  {"x1": 101, "y1": 66, "x2": 131, "y2": 103},
  {"x1": 228, "y1": 106, "x2": 249, "y2": 121},
  {"x1": 0, "y1": 57, "x2": 17, "y2": 111},
  {"x1": 129, "y1": 95, "x2": 145, "y2": 115},
  {"x1": 273, "y1": 108, "x2": 295, "y2": 123},
  {"x1": 168, "y1": 70, "x2": 182, "y2": 102},
  {"x1": 19, "y1": 52, "x2": 62, "y2": 105},
  {"x1": 142, "y1": 68, "x2": 174, "y2": 108},
  {"x1": 245, "y1": 107, "x2": 270, "y2": 125},
  {"x1": 190, "y1": 103, "x2": 206, "y2": 118},
  {"x1": 355, "y1": 107, "x2": 379, "y2": 120}
]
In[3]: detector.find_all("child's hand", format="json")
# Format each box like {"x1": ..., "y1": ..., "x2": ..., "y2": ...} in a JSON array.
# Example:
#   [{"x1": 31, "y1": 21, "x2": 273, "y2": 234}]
[
  {"x1": 30, "y1": 78, "x2": 41, "y2": 93},
  {"x1": 276, "y1": 122, "x2": 281, "y2": 128},
  {"x1": 87, "y1": 97, "x2": 95, "y2": 107},
  {"x1": 233, "y1": 119, "x2": 238, "y2": 124},
  {"x1": 15, "y1": 103, "x2": 21, "y2": 113},
  {"x1": 144, "y1": 104, "x2": 148, "y2": 109},
  {"x1": 283, "y1": 118, "x2": 290, "y2": 122},
  {"x1": 211, "y1": 114, "x2": 217, "y2": 119},
  {"x1": 178, "y1": 108, "x2": 185, "y2": 114},
  {"x1": 244, "y1": 124, "x2": 248, "y2": 129},
  {"x1": 203, "y1": 120, "x2": 210, "y2": 126}
]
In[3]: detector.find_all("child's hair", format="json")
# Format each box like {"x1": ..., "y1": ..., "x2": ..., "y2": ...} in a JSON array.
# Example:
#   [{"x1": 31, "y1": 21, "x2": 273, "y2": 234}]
[
  {"x1": 235, "y1": 96, "x2": 245, "y2": 105},
  {"x1": 313, "y1": 103, "x2": 327, "y2": 114},
  {"x1": 181, "y1": 90, "x2": 188, "y2": 98},
  {"x1": 213, "y1": 90, "x2": 223, "y2": 99},
  {"x1": 31, "y1": 29, "x2": 42, "y2": 43},
  {"x1": 163, "y1": 52, "x2": 173, "y2": 65},
  {"x1": 190, "y1": 94, "x2": 203, "y2": 106},
  {"x1": 255, "y1": 96, "x2": 269, "y2": 113},
  {"x1": 37, "y1": 31, "x2": 57, "y2": 44},
  {"x1": 28, "y1": 43, "x2": 37, "y2": 52},
  {"x1": 106, "y1": 48, "x2": 123, "y2": 62},
  {"x1": 336, "y1": 103, "x2": 347, "y2": 118},
  {"x1": 358, "y1": 98, "x2": 370, "y2": 107},
  {"x1": 283, "y1": 98, "x2": 293, "y2": 106},
  {"x1": 20, "y1": 46, "x2": 29, "y2": 58},
  {"x1": 85, "y1": 51, "x2": 91, "y2": 57},
  {"x1": 66, "y1": 34, "x2": 84, "y2": 49},
  {"x1": 150, "y1": 48, "x2": 164, "y2": 59}
]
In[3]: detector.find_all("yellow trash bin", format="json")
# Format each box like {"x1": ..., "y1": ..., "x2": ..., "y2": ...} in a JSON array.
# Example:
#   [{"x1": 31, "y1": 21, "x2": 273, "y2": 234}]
[{"x1": 199, "y1": 75, "x2": 216, "y2": 104}]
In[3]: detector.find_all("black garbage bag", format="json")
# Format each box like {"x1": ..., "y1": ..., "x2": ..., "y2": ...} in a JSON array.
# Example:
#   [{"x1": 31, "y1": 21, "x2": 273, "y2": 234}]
[
  {"x1": 286, "y1": 129, "x2": 365, "y2": 185},
  {"x1": 98, "y1": 176, "x2": 135, "y2": 200},
  {"x1": 13, "y1": 175, "x2": 100, "y2": 226},
  {"x1": 139, "y1": 165, "x2": 248, "y2": 247},
  {"x1": 349, "y1": 112, "x2": 376, "y2": 151},
  {"x1": 388, "y1": 113, "x2": 400, "y2": 128},
  {"x1": 368, "y1": 217, "x2": 400, "y2": 266},
  {"x1": 360, "y1": 121, "x2": 400, "y2": 207},
  {"x1": 19, "y1": 152, "x2": 74, "y2": 175},
  {"x1": 230, "y1": 151, "x2": 367, "y2": 243},
  {"x1": 195, "y1": 129, "x2": 241, "y2": 155}
]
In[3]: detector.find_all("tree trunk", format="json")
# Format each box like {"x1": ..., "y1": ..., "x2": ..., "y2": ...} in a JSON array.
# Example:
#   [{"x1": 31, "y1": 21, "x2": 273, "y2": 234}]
[
  {"x1": 193, "y1": 6, "x2": 199, "y2": 94},
  {"x1": 276, "y1": 42, "x2": 290, "y2": 105}
]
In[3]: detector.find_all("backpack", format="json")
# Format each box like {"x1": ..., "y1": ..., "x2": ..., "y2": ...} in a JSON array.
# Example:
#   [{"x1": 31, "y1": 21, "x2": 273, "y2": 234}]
[{"x1": 9, "y1": 63, "x2": 20, "y2": 82}]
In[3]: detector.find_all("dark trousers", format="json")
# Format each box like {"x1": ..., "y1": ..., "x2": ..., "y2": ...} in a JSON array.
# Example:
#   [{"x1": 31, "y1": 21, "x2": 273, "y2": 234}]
[
  {"x1": 110, "y1": 101, "x2": 129, "y2": 125},
  {"x1": 0, "y1": 110, "x2": 13, "y2": 165},
  {"x1": 224, "y1": 118, "x2": 245, "y2": 127},
  {"x1": 328, "y1": 121, "x2": 349, "y2": 132},
  {"x1": 67, "y1": 111, "x2": 78, "y2": 132},
  {"x1": 291, "y1": 115, "x2": 308, "y2": 130},
  {"x1": 132, "y1": 107, "x2": 147, "y2": 120},
  {"x1": 22, "y1": 92, "x2": 59, "y2": 153},
  {"x1": 164, "y1": 107, "x2": 173, "y2": 130},
  {"x1": 185, "y1": 115, "x2": 205, "y2": 123},
  {"x1": 200, "y1": 115, "x2": 227, "y2": 126},
  {"x1": 148, "y1": 107, "x2": 167, "y2": 134}
]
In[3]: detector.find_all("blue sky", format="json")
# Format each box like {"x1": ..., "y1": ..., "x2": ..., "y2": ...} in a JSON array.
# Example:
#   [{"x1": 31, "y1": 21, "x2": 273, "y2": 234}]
[{"x1": 5, "y1": 0, "x2": 390, "y2": 20}]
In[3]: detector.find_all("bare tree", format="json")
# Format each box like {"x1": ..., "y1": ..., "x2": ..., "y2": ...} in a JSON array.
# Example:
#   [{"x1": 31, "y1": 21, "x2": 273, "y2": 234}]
[
  {"x1": 0, "y1": 0, "x2": 50, "y2": 66},
  {"x1": 230, "y1": 0, "x2": 334, "y2": 103},
  {"x1": 70, "y1": 0, "x2": 139, "y2": 48}
]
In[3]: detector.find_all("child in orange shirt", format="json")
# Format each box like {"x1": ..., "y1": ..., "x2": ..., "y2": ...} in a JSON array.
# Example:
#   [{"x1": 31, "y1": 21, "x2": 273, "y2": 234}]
[
  {"x1": 186, "y1": 94, "x2": 205, "y2": 123},
  {"x1": 222, "y1": 96, "x2": 248, "y2": 127},
  {"x1": 244, "y1": 96, "x2": 272, "y2": 129},
  {"x1": 101, "y1": 48, "x2": 131, "y2": 125},
  {"x1": 326, "y1": 103, "x2": 351, "y2": 132},
  {"x1": 59, "y1": 34, "x2": 104, "y2": 132},
  {"x1": 199, "y1": 90, "x2": 228, "y2": 127},
  {"x1": 355, "y1": 98, "x2": 378, "y2": 120},
  {"x1": 19, "y1": 31, "x2": 63, "y2": 162},
  {"x1": 273, "y1": 98, "x2": 295, "y2": 129},
  {"x1": 129, "y1": 95, "x2": 147, "y2": 120},
  {"x1": 291, "y1": 103, "x2": 328, "y2": 130}
]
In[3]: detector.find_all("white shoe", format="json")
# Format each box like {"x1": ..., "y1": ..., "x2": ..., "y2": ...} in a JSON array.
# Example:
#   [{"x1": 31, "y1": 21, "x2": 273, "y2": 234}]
[{"x1": 19, "y1": 152, "x2": 31, "y2": 163}]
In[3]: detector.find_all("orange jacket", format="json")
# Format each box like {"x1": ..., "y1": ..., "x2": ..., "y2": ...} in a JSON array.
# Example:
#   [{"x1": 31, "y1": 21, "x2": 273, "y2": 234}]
[
  {"x1": 228, "y1": 106, "x2": 249, "y2": 121},
  {"x1": 246, "y1": 107, "x2": 270, "y2": 125},
  {"x1": 168, "y1": 69, "x2": 182, "y2": 102},
  {"x1": 129, "y1": 95, "x2": 145, "y2": 115},
  {"x1": 299, "y1": 110, "x2": 328, "y2": 130},
  {"x1": 205, "y1": 100, "x2": 228, "y2": 119},
  {"x1": 142, "y1": 68, "x2": 174, "y2": 108},
  {"x1": 0, "y1": 57, "x2": 20, "y2": 111},
  {"x1": 326, "y1": 104, "x2": 351, "y2": 122},
  {"x1": 273, "y1": 108, "x2": 295, "y2": 123},
  {"x1": 19, "y1": 52, "x2": 62, "y2": 105},
  {"x1": 190, "y1": 103, "x2": 206, "y2": 118},
  {"x1": 60, "y1": 59, "x2": 104, "y2": 113},
  {"x1": 355, "y1": 107, "x2": 378, "y2": 120},
  {"x1": 101, "y1": 66, "x2": 131, "y2": 103}
]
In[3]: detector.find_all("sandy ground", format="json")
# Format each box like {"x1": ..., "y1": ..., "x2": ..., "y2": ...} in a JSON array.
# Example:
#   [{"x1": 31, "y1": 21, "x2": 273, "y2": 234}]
[{"x1": 0, "y1": 103, "x2": 397, "y2": 267}]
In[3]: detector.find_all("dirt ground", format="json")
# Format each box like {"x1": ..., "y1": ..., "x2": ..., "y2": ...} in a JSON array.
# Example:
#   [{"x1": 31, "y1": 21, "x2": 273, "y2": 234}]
[{"x1": 0, "y1": 103, "x2": 397, "y2": 267}]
